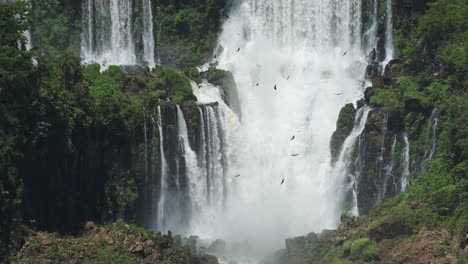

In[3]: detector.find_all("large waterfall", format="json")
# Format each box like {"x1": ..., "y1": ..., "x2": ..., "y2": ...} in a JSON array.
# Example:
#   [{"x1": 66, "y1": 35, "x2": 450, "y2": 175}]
[
  {"x1": 204, "y1": 0, "x2": 371, "y2": 253},
  {"x1": 76, "y1": 0, "x2": 398, "y2": 258}
]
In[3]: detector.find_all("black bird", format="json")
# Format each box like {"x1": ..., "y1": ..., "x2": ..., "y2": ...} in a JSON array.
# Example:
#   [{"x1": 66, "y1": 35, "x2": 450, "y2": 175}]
[
  {"x1": 214, "y1": 54, "x2": 217, "y2": 59},
  {"x1": 281, "y1": 178, "x2": 285, "y2": 185},
  {"x1": 236, "y1": 48, "x2": 240, "y2": 52},
  {"x1": 343, "y1": 51, "x2": 348, "y2": 56},
  {"x1": 274, "y1": 84, "x2": 277, "y2": 90},
  {"x1": 335, "y1": 92, "x2": 343, "y2": 95},
  {"x1": 291, "y1": 154, "x2": 299, "y2": 157},
  {"x1": 224, "y1": 14, "x2": 230, "y2": 19},
  {"x1": 377, "y1": 148, "x2": 385, "y2": 154},
  {"x1": 256, "y1": 83, "x2": 259, "y2": 86},
  {"x1": 234, "y1": 174, "x2": 241, "y2": 177},
  {"x1": 287, "y1": 75, "x2": 291, "y2": 80},
  {"x1": 291, "y1": 135, "x2": 295, "y2": 141}
]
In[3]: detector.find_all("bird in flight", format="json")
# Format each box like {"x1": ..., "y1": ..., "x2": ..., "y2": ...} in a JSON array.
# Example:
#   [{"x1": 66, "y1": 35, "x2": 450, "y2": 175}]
[
  {"x1": 236, "y1": 48, "x2": 240, "y2": 52},
  {"x1": 234, "y1": 174, "x2": 241, "y2": 177},
  {"x1": 274, "y1": 84, "x2": 277, "y2": 91},
  {"x1": 291, "y1": 135, "x2": 295, "y2": 141},
  {"x1": 291, "y1": 154, "x2": 299, "y2": 157},
  {"x1": 281, "y1": 178, "x2": 285, "y2": 185},
  {"x1": 343, "y1": 51, "x2": 348, "y2": 56}
]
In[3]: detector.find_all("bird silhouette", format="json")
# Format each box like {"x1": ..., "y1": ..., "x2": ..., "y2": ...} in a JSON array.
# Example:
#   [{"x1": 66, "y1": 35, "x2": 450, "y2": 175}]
[
  {"x1": 214, "y1": 54, "x2": 217, "y2": 59},
  {"x1": 234, "y1": 174, "x2": 241, "y2": 177},
  {"x1": 281, "y1": 178, "x2": 285, "y2": 185},
  {"x1": 291, "y1": 154, "x2": 299, "y2": 157},
  {"x1": 274, "y1": 84, "x2": 277, "y2": 90},
  {"x1": 291, "y1": 135, "x2": 295, "y2": 141},
  {"x1": 224, "y1": 14, "x2": 230, "y2": 19},
  {"x1": 236, "y1": 48, "x2": 240, "y2": 52},
  {"x1": 335, "y1": 92, "x2": 343, "y2": 95},
  {"x1": 287, "y1": 75, "x2": 291, "y2": 80},
  {"x1": 343, "y1": 51, "x2": 348, "y2": 56},
  {"x1": 256, "y1": 83, "x2": 259, "y2": 86}
]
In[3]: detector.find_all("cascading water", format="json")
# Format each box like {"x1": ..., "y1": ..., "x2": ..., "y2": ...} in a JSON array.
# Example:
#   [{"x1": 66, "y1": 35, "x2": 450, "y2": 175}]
[
  {"x1": 81, "y1": 0, "x2": 139, "y2": 66},
  {"x1": 196, "y1": 0, "x2": 372, "y2": 254},
  {"x1": 382, "y1": 136, "x2": 397, "y2": 198},
  {"x1": 382, "y1": 0, "x2": 394, "y2": 71},
  {"x1": 156, "y1": 106, "x2": 168, "y2": 231},
  {"x1": 331, "y1": 106, "x2": 372, "y2": 217},
  {"x1": 401, "y1": 133, "x2": 410, "y2": 192},
  {"x1": 142, "y1": 0, "x2": 155, "y2": 66}
]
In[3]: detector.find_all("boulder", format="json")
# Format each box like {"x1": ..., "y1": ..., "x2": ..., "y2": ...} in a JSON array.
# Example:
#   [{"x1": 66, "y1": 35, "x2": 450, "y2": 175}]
[
  {"x1": 319, "y1": 229, "x2": 336, "y2": 243},
  {"x1": 368, "y1": 215, "x2": 414, "y2": 241},
  {"x1": 285, "y1": 236, "x2": 307, "y2": 254},
  {"x1": 207, "y1": 239, "x2": 226, "y2": 254}
]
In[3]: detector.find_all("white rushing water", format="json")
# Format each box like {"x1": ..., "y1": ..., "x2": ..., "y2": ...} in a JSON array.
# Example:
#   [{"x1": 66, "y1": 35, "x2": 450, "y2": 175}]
[
  {"x1": 382, "y1": 0, "x2": 394, "y2": 71},
  {"x1": 142, "y1": 0, "x2": 155, "y2": 66},
  {"x1": 401, "y1": 133, "x2": 410, "y2": 192},
  {"x1": 191, "y1": 0, "x2": 371, "y2": 255},
  {"x1": 332, "y1": 106, "x2": 371, "y2": 217},
  {"x1": 156, "y1": 106, "x2": 168, "y2": 231},
  {"x1": 81, "y1": 0, "x2": 143, "y2": 66}
]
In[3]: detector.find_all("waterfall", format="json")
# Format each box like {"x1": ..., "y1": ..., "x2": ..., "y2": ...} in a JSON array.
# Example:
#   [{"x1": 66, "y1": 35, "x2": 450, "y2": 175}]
[
  {"x1": 142, "y1": 0, "x2": 155, "y2": 66},
  {"x1": 156, "y1": 106, "x2": 168, "y2": 231},
  {"x1": 382, "y1": 135, "x2": 397, "y2": 198},
  {"x1": 376, "y1": 112, "x2": 389, "y2": 200},
  {"x1": 188, "y1": 81, "x2": 239, "y2": 236},
  {"x1": 428, "y1": 109, "x2": 439, "y2": 160},
  {"x1": 332, "y1": 106, "x2": 372, "y2": 216},
  {"x1": 401, "y1": 133, "x2": 410, "y2": 192},
  {"x1": 202, "y1": 0, "x2": 372, "y2": 253},
  {"x1": 382, "y1": 0, "x2": 394, "y2": 71},
  {"x1": 81, "y1": 0, "x2": 137, "y2": 66}
]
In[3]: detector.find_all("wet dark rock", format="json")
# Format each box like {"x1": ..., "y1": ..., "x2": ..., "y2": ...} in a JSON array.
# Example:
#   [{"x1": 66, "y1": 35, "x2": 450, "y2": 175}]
[
  {"x1": 319, "y1": 229, "x2": 336, "y2": 243},
  {"x1": 285, "y1": 236, "x2": 307, "y2": 254},
  {"x1": 306, "y1": 232, "x2": 319, "y2": 243},
  {"x1": 120, "y1": 65, "x2": 146, "y2": 74},
  {"x1": 207, "y1": 239, "x2": 226, "y2": 254},
  {"x1": 202, "y1": 67, "x2": 241, "y2": 119},
  {"x1": 330, "y1": 103, "x2": 357, "y2": 163}
]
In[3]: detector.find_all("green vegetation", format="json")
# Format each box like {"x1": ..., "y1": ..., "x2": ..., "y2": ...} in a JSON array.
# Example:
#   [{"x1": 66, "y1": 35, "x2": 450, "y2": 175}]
[
  {"x1": 277, "y1": 0, "x2": 467, "y2": 263},
  {"x1": 0, "y1": 3, "x2": 200, "y2": 261},
  {"x1": 154, "y1": 0, "x2": 227, "y2": 66},
  {"x1": 14, "y1": 220, "x2": 218, "y2": 264}
]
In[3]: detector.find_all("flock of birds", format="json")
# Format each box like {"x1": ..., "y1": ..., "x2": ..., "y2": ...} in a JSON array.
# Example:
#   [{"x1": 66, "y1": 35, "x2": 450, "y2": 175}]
[{"x1": 219, "y1": 13, "x2": 350, "y2": 185}]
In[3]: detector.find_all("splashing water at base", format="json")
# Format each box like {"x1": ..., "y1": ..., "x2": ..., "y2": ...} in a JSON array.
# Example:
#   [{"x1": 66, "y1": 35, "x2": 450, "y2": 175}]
[{"x1": 188, "y1": 0, "x2": 371, "y2": 258}]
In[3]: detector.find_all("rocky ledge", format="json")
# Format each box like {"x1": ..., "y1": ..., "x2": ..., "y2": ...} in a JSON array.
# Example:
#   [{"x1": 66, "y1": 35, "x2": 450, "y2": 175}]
[{"x1": 13, "y1": 221, "x2": 218, "y2": 264}]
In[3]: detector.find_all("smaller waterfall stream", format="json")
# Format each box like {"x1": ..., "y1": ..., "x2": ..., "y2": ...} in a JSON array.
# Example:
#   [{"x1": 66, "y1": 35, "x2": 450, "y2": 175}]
[
  {"x1": 81, "y1": 0, "x2": 155, "y2": 66},
  {"x1": 382, "y1": 136, "x2": 397, "y2": 198},
  {"x1": 332, "y1": 106, "x2": 371, "y2": 216},
  {"x1": 382, "y1": 0, "x2": 394, "y2": 70},
  {"x1": 156, "y1": 106, "x2": 168, "y2": 231},
  {"x1": 142, "y1": 0, "x2": 155, "y2": 66},
  {"x1": 401, "y1": 133, "x2": 410, "y2": 192}
]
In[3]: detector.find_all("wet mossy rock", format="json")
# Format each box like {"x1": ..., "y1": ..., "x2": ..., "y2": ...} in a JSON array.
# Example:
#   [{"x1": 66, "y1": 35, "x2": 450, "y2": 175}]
[
  {"x1": 203, "y1": 67, "x2": 241, "y2": 118},
  {"x1": 330, "y1": 103, "x2": 357, "y2": 163},
  {"x1": 15, "y1": 221, "x2": 219, "y2": 264}
]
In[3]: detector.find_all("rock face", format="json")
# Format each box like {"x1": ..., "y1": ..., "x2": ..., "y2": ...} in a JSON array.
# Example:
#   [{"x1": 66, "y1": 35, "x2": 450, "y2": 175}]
[
  {"x1": 330, "y1": 59, "x2": 438, "y2": 214},
  {"x1": 203, "y1": 67, "x2": 242, "y2": 119},
  {"x1": 330, "y1": 103, "x2": 357, "y2": 163},
  {"x1": 285, "y1": 236, "x2": 307, "y2": 254},
  {"x1": 207, "y1": 239, "x2": 226, "y2": 254}
]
